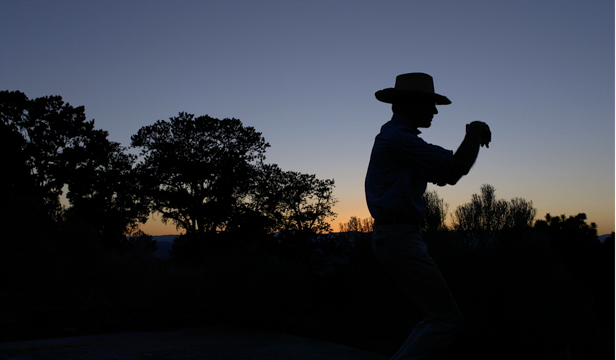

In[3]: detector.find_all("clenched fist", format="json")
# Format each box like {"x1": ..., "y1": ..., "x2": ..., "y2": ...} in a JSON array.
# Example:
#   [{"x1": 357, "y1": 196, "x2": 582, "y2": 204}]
[{"x1": 466, "y1": 121, "x2": 491, "y2": 148}]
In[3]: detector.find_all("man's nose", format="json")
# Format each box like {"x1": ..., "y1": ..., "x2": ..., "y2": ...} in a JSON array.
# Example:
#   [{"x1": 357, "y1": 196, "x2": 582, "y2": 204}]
[{"x1": 433, "y1": 106, "x2": 438, "y2": 115}]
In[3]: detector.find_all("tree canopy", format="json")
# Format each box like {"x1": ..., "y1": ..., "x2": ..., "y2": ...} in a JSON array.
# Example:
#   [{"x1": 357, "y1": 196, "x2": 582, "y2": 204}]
[
  {"x1": 250, "y1": 164, "x2": 337, "y2": 234},
  {"x1": 1, "y1": 90, "x2": 97, "y2": 211},
  {"x1": 131, "y1": 112, "x2": 270, "y2": 235},
  {"x1": 452, "y1": 184, "x2": 537, "y2": 247},
  {"x1": 1, "y1": 90, "x2": 148, "y2": 240},
  {"x1": 422, "y1": 189, "x2": 449, "y2": 232},
  {"x1": 131, "y1": 112, "x2": 337, "y2": 236}
]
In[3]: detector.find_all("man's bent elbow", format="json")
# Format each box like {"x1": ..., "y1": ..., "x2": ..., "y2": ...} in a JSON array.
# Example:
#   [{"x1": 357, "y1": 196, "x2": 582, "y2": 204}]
[
  {"x1": 446, "y1": 178, "x2": 459, "y2": 186},
  {"x1": 445, "y1": 171, "x2": 464, "y2": 186}
]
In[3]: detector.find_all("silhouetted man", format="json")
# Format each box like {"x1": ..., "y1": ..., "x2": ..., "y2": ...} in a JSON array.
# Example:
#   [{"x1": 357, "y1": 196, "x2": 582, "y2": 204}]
[{"x1": 365, "y1": 73, "x2": 491, "y2": 360}]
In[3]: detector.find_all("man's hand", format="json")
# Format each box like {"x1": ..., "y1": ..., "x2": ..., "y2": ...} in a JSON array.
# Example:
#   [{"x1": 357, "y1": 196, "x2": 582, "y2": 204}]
[{"x1": 466, "y1": 121, "x2": 491, "y2": 148}]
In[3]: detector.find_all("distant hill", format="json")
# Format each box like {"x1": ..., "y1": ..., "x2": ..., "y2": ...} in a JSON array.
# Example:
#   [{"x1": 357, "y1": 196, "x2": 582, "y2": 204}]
[
  {"x1": 152, "y1": 235, "x2": 179, "y2": 259},
  {"x1": 154, "y1": 235, "x2": 181, "y2": 243},
  {"x1": 598, "y1": 234, "x2": 613, "y2": 244}
]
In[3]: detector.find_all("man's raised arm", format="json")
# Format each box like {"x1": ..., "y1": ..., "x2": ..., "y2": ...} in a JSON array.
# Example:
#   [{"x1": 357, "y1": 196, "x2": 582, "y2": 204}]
[{"x1": 447, "y1": 121, "x2": 491, "y2": 185}]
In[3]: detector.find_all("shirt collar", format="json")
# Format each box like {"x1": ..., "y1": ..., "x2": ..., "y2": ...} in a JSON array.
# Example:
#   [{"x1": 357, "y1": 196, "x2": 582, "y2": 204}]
[{"x1": 391, "y1": 113, "x2": 421, "y2": 135}]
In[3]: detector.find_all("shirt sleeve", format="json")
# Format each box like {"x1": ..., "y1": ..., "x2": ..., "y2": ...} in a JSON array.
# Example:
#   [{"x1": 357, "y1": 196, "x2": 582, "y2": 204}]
[{"x1": 389, "y1": 127, "x2": 454, "y2": 186}]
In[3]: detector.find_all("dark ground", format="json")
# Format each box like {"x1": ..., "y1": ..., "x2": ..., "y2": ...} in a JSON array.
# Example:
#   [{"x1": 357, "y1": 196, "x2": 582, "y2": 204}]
[{"x1": 0, "y1": 326, "x2": 390, "y2": 360}]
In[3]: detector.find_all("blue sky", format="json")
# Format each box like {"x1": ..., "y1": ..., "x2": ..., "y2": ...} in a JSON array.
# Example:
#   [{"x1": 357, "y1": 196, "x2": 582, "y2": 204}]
[{"x1": 2, "y1": 0, "x2": 614, "y2": 235}]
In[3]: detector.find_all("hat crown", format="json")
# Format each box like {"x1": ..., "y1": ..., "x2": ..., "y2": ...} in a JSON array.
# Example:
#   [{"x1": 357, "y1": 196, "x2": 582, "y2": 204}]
[{"x1": 394, "y1": 73, "x2": 435, "y2": 94}]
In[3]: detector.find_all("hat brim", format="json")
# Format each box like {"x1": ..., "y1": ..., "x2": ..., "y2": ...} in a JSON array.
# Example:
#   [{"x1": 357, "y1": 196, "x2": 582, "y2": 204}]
[{"x1": 375, "y1": 88, "x2": 451, "y2": 105}]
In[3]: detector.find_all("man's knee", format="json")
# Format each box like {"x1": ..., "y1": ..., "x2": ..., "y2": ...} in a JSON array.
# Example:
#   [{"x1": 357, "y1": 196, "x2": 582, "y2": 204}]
[
  {"x1": 438, "y1": 313, "x2": 464, "y2": 335},
  {"x1": 449, "y1": 314, "x2": 464, "y2": 334}
]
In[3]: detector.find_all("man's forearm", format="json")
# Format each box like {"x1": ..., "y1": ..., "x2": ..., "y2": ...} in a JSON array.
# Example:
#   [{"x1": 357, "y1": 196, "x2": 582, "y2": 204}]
[{"x1": 448, "y1": 133, "x2": 481, "y2": 185}]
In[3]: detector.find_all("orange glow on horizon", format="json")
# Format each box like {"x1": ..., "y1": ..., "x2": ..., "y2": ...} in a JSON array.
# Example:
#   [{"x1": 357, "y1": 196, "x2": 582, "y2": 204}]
[{"x1": 138, "y1": 202, "x2": 614, "y2": 237}]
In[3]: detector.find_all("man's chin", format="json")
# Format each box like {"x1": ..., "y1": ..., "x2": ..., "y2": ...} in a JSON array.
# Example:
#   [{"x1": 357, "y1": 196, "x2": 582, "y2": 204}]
[{"x1": 418, "y1": 121, "x2": 432, "y2": 128}]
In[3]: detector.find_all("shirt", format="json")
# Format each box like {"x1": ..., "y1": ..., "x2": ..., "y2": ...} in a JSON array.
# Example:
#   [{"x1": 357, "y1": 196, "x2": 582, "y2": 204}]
[{"x1": 365, "y1": 114, "x2": 454, "y2": 220}]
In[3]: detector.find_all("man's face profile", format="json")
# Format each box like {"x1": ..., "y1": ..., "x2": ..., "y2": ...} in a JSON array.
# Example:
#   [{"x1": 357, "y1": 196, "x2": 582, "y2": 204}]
[
  {"x1": 413, "y1": 102, "x2": 438, "y2": 128},
  {"x1": 395, "y1": 101, "x2": 438, "y2": 128}
]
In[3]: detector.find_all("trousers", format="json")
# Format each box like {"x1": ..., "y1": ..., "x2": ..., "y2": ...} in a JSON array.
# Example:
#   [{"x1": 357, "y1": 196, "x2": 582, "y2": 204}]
[{"x1": 372, "y1": 224, "x2": 464, "y2": 360}]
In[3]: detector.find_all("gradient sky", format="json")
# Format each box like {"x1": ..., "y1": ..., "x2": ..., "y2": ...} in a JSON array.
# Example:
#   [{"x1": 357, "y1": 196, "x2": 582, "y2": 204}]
[{"x1": 2, "y1": 0, "x2": 614, "y2": 235}]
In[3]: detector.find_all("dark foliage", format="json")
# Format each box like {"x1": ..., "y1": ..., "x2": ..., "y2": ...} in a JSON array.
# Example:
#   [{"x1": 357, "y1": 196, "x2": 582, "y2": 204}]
[
  {"x1": 422, "y1": 189, "x2": 449, "y2": 232},
  {"x1": 452, "y1": 184, "x2": 537, "y2": 249},
  {"x1": 1, "y1": 90, "x2": 149, "y2": 243},
  {"x1": 339, "y1": 216, "x2": 374, "y2": 233},
  {"x1": 2, "y1": 207, "x2": 613, "y2": 360},
  {"x1": 131, "y1": 114, "x2": 337, "y2": 237},
  {"x1": 248, "y1": 163, "x2": 337, "y2": 234},
  {"x1": 131, "y1": 113, "x2": 270, "y2": 236}
]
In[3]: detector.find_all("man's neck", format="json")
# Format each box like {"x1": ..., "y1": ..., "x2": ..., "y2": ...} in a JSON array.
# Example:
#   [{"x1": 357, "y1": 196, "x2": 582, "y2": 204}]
[{"x1": 392, "y1": 113, "x2": 421, "y2": 133}]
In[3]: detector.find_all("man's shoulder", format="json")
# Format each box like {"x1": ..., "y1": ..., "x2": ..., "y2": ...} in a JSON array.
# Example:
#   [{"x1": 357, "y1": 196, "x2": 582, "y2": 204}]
[{"x1": 379, "y1": 121, "x2": 422, "y2": 142}]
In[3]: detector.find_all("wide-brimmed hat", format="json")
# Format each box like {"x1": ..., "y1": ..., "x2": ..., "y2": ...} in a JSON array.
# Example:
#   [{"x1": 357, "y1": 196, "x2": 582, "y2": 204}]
[{"x1": 375, "y1": 73, "x2": 451, "y2": 105}]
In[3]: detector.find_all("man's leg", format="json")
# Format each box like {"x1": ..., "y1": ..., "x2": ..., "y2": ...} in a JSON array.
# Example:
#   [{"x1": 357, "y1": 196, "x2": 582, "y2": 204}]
[{"x1": 372, "y1": 224, "x2": 464, "y2": 360}]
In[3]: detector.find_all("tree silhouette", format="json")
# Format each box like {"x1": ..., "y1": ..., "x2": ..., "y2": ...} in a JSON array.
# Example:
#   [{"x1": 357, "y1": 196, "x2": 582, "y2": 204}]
[
  {"x1": 534, "y1": 212, "x2": 599, "y2": 273},
  {"x1": 131, "y1": 112, "x2": 269, "y2": 236},
  {"x1": 452, "y1": 184, "x2": 536, "y2": 248},
  {"x1": 1, "y1": 90, "x2": 95, "y2": 214},
  {"x1": 1, "y1": 90, "x2": 148, "y2": 240},
  {"x1": 505, "y1": 197, "x2": 538, "y2": 230},
  {"x1": 339, "y1": 216, "x2": 373, "y2": 233},
  {"x1": 534, "y1": 213, "x2": 597, "y2": 240},
  {"x1": 533, "y1": 213, "x2": 612, "y2": 358},
  {"x1": 65, "y1": 137, "x2": 149, "y2": 243},
  {"x1": 422, "y1": 189, "x2": 449, "y2": 232},
  {"x1": 1, "y1": 118, "x2": 54, "y2": 250},
  {"x1": 248, "y1": 163, "x2": 337, "y2": 234},
  {"x1": 1, "y1": 120, "x2": 39, "y2": 198}
]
